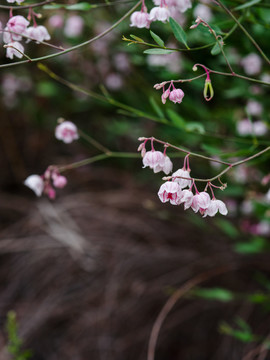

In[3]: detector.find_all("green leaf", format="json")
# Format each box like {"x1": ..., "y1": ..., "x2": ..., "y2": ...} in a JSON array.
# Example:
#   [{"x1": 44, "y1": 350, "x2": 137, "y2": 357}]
[
  {"x1": 185, "y1": 122, "x2": 205, "y2": 134},
  {"x1": 193, "y1": 287, "x2": 234, "y2": 302},
  {"x1": 150, "y1": 31, "x2": 165, "y2": 47},
  {"x1": 215, "y1": 219, "x2": 239, "y2": 238},
  {"x1": 143, "y1": 49, "x2": 173, "y2": 55},
  {"x1": 130, "y1": 34, "x2": 144, "y2": 42},
  {"x1": 44, "y1": 2, "x2": 96, "y2": 10},
  {"x1": 166, "y1": 109, "x2": 186, "y2": 128},
  {"x1": 211, "y1": 41, "x2": 223, "y2": 56},
  {"x1": 234, "y1": 237, "x2": 267, "y2": 254},
  {"x1": 169, "y1": 17, "x2": 189, "y2": 49},
  {"x1": 149, "y1": 96, "x2": 164, "y2": 118},
  {"x1": 234, "y1": 0, "x2": 261, "y2": 11}
]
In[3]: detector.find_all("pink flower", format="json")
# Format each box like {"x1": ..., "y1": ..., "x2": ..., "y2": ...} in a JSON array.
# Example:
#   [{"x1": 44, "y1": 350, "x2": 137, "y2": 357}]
[
  {"x1": 172, "y1": 168, "x2": 192, "y2": 189},
  {"x1": 177, "y1": 0, "x2": 192, "y2": 13},
  {"x1": 191, "y1": 191, "x2": 211, "y2": 213},
  {"x1": 130, "y1": 11, "x2": 150, "y2": 28},
  {"x1": 161, "y1": 89, "x2": 170, "y2": 104},
  {"x1": 5, "y1": 41, "x2": 24, "y2": 59},
  {"x1": 143, "y1": 150, "x2": 169, "y2": 174},
  {"x1": 253, "y1": 121, "x2": 268, "y2": 136},
  {"x1": 193, "y1": 4, "x2": 213, "y2": 22},
  {"x1": 7, "y1": 15, "x2": 29, "y2": 36},
  {"x1": 48, "y1": 14, "x2": 64, "y2": 29},
  {"x1": 55, "y1": 121, "x2": 79, "y2": 143},
  {"x1": 179, "y1": 189, "x2": 194, "y2": 209},
  {"x1": 237, "y1": 119, "x2": 253, "y2": 136},
  {"x1": 52, "y1": 175, "x2": 67, "y2": 189},
  {"x1": 158, "y1": 181, "x2": 182, "y2": 205},
  {"x1": 169, "y1": 88, "x2": 184, "y2": 104},
  {"x1": 149, "y1": 6, "x2": 170, "y2": 23},
  {"x1": 203, "y1": 199, "x2": 228, "y2": 217},
  {"x1": 246, "y1": 100, "x2": 262, "y2": 116},
  {"x1": 241, "y1": 53, "x2": 262, "y2": 75},
  {"x1": 25, "y1": 25, "x2": 51, "y2": 43},
  {"x1": 64, "y1": 15, "x2": 84, "y2": 37},
  {"x1": 24, "y1": 175, "x2": 44, "y2": 196},
  {"x1": 154, "y1": 155, "x2": 173, "y2": 175}
]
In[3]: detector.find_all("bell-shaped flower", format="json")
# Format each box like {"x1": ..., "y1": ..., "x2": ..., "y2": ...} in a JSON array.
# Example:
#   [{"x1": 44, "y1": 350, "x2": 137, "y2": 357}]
[
  {"x1": 130, "y1": 11, "x2": 150, "y2": 28},
  {"x1": 143, "y1": 150, "x2": 165, "y2": 172},
  {"x1": 158, "y1": 181, "x2": 182, "y2": 205},
  {"x1": 24, "y1": 175, "x2": 44, "y2": 197},
  {"x1": 52, "y1": 175, "x2": 67, "y2": 189},
  {"x1": 153, "y1": 155, "x2": 173, "y2": 175},
  {"x1": 172, "y1": 168, "x2": 192, "y2": 189},
  {"x1": 7, "y1": 15, "x2": 29, "y2": 35},
  {"x1": 177, "y1": 0, "x2": 192, "y2": 13},
  {"x1": 25, "y1": 25, "x2": 51, "y2": 43},
  {"x1": 203, "y1": 199, "x2": 228, "y2": 217},
  {"x1": 5, "y1": 41, "x2": 24, "y2": 59},
  {"x1": 7, "y1": 0, "x2": 25, "y2": 3},
  {"x1": 179, "y1": 189, "x2": 194, "y2": 209},
  {"x1": 55, "y1": 121, "x2": 79, "y2": 143},
  {"x1": 149, "y1": 6, "x2": 170, "y2": 23},
  {"x1": 169, "y1": 88, "x2": 184, "y2": 104},
  {"x1": 161, "y1": 89, "x2": 171, "y2": 104},
  {"x1": 191, "y1": 191, "x2": 211, "y2": 213}
]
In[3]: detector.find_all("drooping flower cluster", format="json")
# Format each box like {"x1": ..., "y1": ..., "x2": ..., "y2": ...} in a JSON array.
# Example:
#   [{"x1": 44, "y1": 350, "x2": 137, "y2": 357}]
[
  {"x1": 138, "y1": 137, "x2": 228, "y2": 217},
  {"x1": 24, "y1": 166, "x2": 67, "y2": 199},
  {"x1": 138, "y1": 137, "x2": 173, "y2": 174},
  {"x1": 130, "y1": 0, "x2": 191, "y2": 29},
  {"x1": 154, "y1": 81, "x2": 185, "y2": 105},
  {"x1": 2, "y1": 8, "x2": 50, "y2": 59}
]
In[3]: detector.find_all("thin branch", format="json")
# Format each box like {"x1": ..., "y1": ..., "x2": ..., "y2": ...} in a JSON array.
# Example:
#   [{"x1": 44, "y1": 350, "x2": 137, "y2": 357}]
[
  {"x1": 147, "y1": 265, "x2": 235, "y2": 360},
  {"x1": 214, "y1": 0, "x2": 270, "y2": 65},
  {"x1": 0, "y1": 1, "x2": 141, "y2": 69},
  {"x1": 0, "y1": 0, "x2": 54, "y2": 10}
]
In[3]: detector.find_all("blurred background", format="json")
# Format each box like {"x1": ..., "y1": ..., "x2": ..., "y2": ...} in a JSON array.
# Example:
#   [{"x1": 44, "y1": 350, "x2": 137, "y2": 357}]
[{"x1": 0, "y1": 0, "x2": 270, "y2": 359}]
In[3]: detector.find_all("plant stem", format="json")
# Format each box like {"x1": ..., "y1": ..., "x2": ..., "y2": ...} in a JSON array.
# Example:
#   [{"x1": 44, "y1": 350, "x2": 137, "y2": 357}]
[
  {"x1": 0, "y1": 0, "x2": 54, "y2": 10},
  {"x1": 0, "y1": 1, "x2": 141, "y2": 69},
  {"x1": 214, "y1": 0, "x2": 270, "y2": 65}
]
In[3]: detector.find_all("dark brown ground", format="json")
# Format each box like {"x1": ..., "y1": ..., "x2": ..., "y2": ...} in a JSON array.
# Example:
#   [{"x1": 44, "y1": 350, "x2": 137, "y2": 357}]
[{"x1": 1, "y1": 166, "x2": 270, "y2": 360}]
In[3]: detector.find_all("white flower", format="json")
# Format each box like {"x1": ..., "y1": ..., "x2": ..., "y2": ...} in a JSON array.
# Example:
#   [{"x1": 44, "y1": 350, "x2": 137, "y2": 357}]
[
  {"x1": 246, "y1": 100, "x2": 263, "y2": 116},
  {"x1": 191, "y1": 191, "x2": 211, "y2": 213},
  {"x1": 149, "y1": 6, "x2": 170, "y2": 23},
  {"x1": 179, "y1": 189, "x2": 194, "y2": 209},
  {"x1": 203, "y1": 199, "x2": 228, "y2": 217},
  {"x1": 253, "y1": 121, "x2": 268, "y2": 136},
  {"x1": 237, "y1": 119, "x2": 253, "y2": 136},
  {"x1": 169, "y1": 88, "x2": 185, "y2": 104},
  {"x1": 143, "y1": 150, "x2": 167, "y2": 173},
  {"x1": 158, "y1": 181, "x2": 182, "y2": 205},
  {"x1": 7, "y1": 0, "x2": 25, "y2": 3},
  {"x1": 177, "y1": 0, "x2": 192, "y2": 13},
  {"x1": 5, "y1": 41, "x2": 24, "y2": 59},
  {"x1": 241, "y1": 53, "x2": 262, "y2": 75},
  {"x1": 24, "y1": 175, "x2": 44, "y2": 196},
  {"x1": 64, "y1": 15, "x2": 84, "y2": 37},
  {"x1": 55, "y1": 121, "x2": 79, "y2": 143},
  {"x1": 7, "y1": 15, "x2": 29, "y2": 35},
  {"x1": 130, "y1": 11, "x2": 150, "y2": 28},
  {"x1": 172, "y1": 168, "x2": 192, "y2": 189},
  {"x1": 25, "y1": 25, "x2": 51, "y2": 43},
  {"x1": 154, "y1": 155, "x2": 173, "y2": 174},
  {"x1": 193, "y1": 4, "x2": 212, "y2": 22}
]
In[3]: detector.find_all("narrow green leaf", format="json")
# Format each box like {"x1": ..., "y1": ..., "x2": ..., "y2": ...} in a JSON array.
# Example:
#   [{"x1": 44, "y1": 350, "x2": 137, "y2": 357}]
[
  {"x1": 150, "y1": 31, "x2": 165, "y2": 47},
  {"x1": 234, "y1": 237, "x2": 266, "y2": 254},
  {"x1": 130, "y1": 34, "x2": 144, "y2": 42},
  {"x1": 234, "y1": 0, "x2": 261, "y2": 11},
  {"x1": 169, "y1": 17, "x2": 189, "y2": 49},
  {"x1": 193, "y1": 287, "x2": 234, "y2": 302},
  {"x1": 44, "y1": 2, "x2": 96, "y2": 10},
  {"x1": 143, "y1": 49, "x2": 173, "y2": 55},
  {"x1": 149, "y1": 96, "x2": 164, "y2": 118},
  {"x1": 215, "y1": 219, "x2": 239, "y2": 238},
  {"x1": 166, "y1": 109, "x2": 186, "y2": 128},
  {"x1": 185, "y1": 122, "x2": 205, "y2": 134}
]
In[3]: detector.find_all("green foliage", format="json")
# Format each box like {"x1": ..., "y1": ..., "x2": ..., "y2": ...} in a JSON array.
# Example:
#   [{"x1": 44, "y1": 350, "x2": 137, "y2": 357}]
[
  {"x1": 234, "y1": 236, "x2": 268, "y2": 254},
  {"x1": 220, "y1": 318, "x2": 256, "y2": 343},
  {"x1": 5, "y1": 311, "x2": 32, "y2": 360},
  {"x1": 150, "y1": 31, "x2": 165, "y2": 47},
  {"x1": 193, "y1": 287, "x2": 234, "y2": 302},
  {"x1": 168, "y1": 17, "x2": 189, "y2": 49}
]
